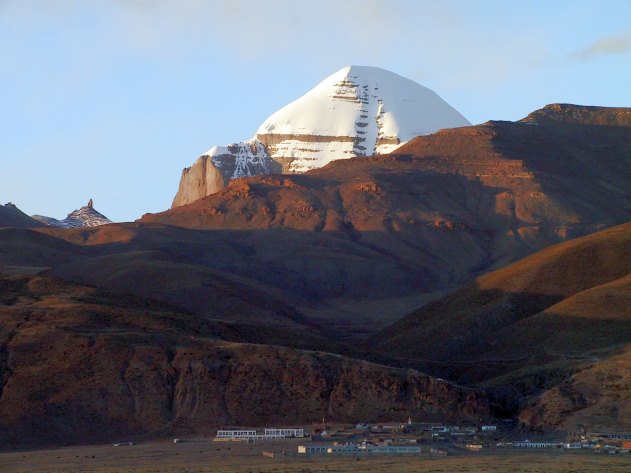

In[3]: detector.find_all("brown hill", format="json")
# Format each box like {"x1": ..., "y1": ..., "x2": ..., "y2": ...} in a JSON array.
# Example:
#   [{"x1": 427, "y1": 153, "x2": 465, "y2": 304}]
[
  {"x1": 516, "y1": 344, "x2": 630, "y2": 432},
  {"x1": 0, "y1": 274, "x2": 487, "y2": 449},
  {"x1": 0, "y1": 226, "x2": 347, "y2": 351},
  {"x1": 0, "y1": 227, "x2": 87, "y2": 277},
  {"x1": 0, "y1": 203, "x2": 43, "y2": 229},
  {"x1": 20, "y1": 222, "x2": 435, "y2": 344},
  {"x1": 372, "y1": 221, "x2": 631, "y2": 431},
  {"x1": 374, "y1": 221, "x2": 631, "y2": 362}
]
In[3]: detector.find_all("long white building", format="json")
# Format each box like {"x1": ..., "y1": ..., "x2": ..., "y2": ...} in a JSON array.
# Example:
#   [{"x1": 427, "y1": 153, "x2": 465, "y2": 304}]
[
  {"x1": 298, "y1": 443, "x2": 421, "y2": 456},
  {"x1": 513, "y1": 441, "x2": 558, "y2": 448},
  {"x1": 264, "y1": 428, "x2": 305, "y2": 438},
  {"x1": 216, "y1": 430, "x2": 258, "y2": 439},
  {"x1": 216, "y1": 428, "x2": 305, "y2": 441}
]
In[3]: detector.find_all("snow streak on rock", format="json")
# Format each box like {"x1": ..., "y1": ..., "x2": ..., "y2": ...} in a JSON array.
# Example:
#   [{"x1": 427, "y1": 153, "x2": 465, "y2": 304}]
[{"x1": 204, "y1": 138, "x2": 275, "y2": 179}]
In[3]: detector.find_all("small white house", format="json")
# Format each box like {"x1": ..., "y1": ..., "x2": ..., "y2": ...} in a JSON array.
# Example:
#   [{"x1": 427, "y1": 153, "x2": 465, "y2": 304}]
[
  {"x1": 298, "y1": 444, "x2": 329, "y2": 454},
  {"x1": 564, "y1": 443, "x2": 582, "y2": 449},
  {"x1": 481, "y1": 425, "x2": 497, "y2": 432}
]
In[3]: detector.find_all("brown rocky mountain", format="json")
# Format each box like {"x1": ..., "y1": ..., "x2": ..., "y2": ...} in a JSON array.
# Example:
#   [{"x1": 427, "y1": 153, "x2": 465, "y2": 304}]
[
  {"x1": 145, "y1": 104, "x2": 631, "y2": 309},
  {"x1": 372, "y1": 221, "x2": 631, "y2": 432},
  {"x1": 1, "y1": 104, "x2": 630, "y2": 446},
  {"x1": 0, "y1": 274, "x2": 487, "y2": 449}
]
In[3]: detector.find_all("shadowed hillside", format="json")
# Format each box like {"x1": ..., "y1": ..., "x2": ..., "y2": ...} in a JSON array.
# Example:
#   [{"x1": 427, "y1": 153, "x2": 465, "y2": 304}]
[
  {"x1": 373, "y1": 221, "x2": 631, "y2": 431},
  {"x1": 0, "y1": 274, "x2": 487, "y2": 449},
  {"x1": 0, "y1": 203, "x2": 43, "y2": 229}
]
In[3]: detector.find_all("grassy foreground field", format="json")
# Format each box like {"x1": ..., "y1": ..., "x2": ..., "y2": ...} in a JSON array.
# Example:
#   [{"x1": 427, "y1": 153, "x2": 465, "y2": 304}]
[{"x1": 1, "y1": 439, "x2": 630, "y2": 473}]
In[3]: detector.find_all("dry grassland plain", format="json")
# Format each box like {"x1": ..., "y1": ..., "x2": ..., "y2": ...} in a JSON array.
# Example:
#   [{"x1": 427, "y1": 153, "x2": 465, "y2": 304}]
[{"x1": 1, "y1": 439, "x2": 630, "y2": 473}]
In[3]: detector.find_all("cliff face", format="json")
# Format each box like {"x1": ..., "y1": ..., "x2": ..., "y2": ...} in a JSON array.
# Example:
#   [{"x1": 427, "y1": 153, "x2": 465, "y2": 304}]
[
  {"x1": 0, "y1": 275, "x2": 488, "y2": 448},
  {"x1": 172, "y1": 139, "x2": 278, "y2": 207},
  {"x1": 172, "y1": 155, "x2": 228, "y2": 208},
  {"x1": 171, "y1": 66, "x2": 470, "y2": 207}
]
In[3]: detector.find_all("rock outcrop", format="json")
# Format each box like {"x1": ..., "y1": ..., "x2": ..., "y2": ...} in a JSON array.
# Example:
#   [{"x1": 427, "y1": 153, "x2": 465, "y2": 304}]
[
  {"x1": 172, "y1": 140, "x2": 277, "y2": 208},
  {"x1": 32, "y1": 199, "x2": 112, "y2": 228},
  {"x1": 172, "y1": 66, "x2": 470, "y2": 207}
]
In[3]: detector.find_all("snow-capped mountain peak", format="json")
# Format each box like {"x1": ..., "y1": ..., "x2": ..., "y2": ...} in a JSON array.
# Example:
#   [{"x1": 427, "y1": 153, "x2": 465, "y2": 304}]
[
  {"x1": 257, "y1": 65, "x2": 470, "y2": 171},
  {"x1": 172, "y1": 66, "x2": 470, "y2": 207}
]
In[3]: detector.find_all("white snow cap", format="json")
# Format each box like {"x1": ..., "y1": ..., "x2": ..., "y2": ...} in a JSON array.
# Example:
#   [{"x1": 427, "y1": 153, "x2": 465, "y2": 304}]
[
  {"x1": 257, "y1": 65, "x2": 470, "y2": 143},
  {"x1": 172, "y1": 66, "x2": 472, "y2": 206}
]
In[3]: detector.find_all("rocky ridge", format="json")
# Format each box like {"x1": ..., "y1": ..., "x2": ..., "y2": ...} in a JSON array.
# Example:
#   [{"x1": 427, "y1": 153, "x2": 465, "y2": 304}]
[
  {"x1": 32, "y1": 199, "x2": 112, "y2": 228},
  {"x1": 147, "y1": 104, "x2": 631, "y2": 304}
]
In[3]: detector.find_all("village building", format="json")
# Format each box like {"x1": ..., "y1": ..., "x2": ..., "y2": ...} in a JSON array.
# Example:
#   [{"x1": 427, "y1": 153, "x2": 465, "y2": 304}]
[
  {"x1": 264, "y1": 428, "x2": 305, "y2": 438},
  {"x1": 215, "y1": 427, "x2": 305, "y2": 441},
  {"x1": 513, "y1": 440, "x2": 558, "y2": 448},
  {"x1": 298, "y1": 443, "x2": 421, "y2": 456},
  {"x1": 588, "y1": 432, "x2": 631, "y2": 441}
]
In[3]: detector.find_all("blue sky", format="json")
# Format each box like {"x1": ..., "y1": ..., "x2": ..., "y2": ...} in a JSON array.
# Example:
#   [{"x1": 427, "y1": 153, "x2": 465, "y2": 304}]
[{"x1": 1, "y1": 0, "x2": 630, "y2": 222}]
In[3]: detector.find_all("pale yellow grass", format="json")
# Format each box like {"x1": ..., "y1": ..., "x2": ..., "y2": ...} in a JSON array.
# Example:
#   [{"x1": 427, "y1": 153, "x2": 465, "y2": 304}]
[{"x1": 1, "y1": 439, "x2": 630, "y2": 473}]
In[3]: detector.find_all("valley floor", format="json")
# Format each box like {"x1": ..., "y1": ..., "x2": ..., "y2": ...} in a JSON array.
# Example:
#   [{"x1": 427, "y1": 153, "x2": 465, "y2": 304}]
[{"x1": 1, "y1": 438, "x2": 630, "y2": 473}]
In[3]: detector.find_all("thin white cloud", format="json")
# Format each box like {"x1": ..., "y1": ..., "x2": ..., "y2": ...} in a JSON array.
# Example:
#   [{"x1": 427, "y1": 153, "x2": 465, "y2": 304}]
[
  {"x1": 108, "y1": 0, "x2": 402, "y2": 62},
  {"x1": 572, "y1": 34, "x2": 631, "y2": 60},
  {"x1": 0, "y1": 0, "x2": 550, "y2": 89}
]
